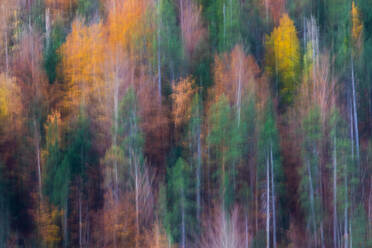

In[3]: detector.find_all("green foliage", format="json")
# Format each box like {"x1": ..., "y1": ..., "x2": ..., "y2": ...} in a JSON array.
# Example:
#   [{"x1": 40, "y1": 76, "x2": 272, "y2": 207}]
[
  {"x1": 44, "y1": 20, "x2": 66, "y2": 84},
  {"x1": 208, "y1": 95, "x2": 241, "y2": 209},
  {"x1": 118, "y1": 87, "x2": 144, "y2": 168},
  {"x1": 156, "y1": 0, "x2": 183, "y2": 84},
  {"x1": 299, "y1": 107, "x2": 323, "y2": 233},
  {"x1": 206, "y1": 0, "x2": 241, "y2": 52},
  {"x1": 165, "y1": 157, "x2": 195, "y2": 244},
  {"x1": 77, "y1": 0, "x2": 101, "y2": 21}
]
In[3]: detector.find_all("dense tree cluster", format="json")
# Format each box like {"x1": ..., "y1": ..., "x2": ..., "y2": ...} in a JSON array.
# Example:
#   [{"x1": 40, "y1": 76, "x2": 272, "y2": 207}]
[{"x1": 0, "y1": 0, "x2": 371, "y2": 247}]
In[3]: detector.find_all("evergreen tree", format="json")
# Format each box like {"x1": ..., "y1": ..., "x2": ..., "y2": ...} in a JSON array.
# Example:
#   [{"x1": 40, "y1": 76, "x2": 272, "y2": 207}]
[{"x1": 166, "y1": 157, "x2": 195, "y2": 247}]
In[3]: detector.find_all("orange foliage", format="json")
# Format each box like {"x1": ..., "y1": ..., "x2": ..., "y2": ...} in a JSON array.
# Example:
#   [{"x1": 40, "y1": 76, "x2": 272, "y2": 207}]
[
  {"x1": 171, "y1": 76, "x2": 196, "y2": 127},
  {"x1": 105, "y1": 0, "x2": 154, "y2": 59},
  {"x1": 212, "y1": 45, "x2": 259, "y2": 105},
  {"x1": 103, "y1": 192, "x2": 137, "y2": 247},
  {"x1": 37, "y1": 200, "x2": 63, "y2": 248},
  {"x1": 60, "y1": 19, "x2": 105, "y2": 108},
  {"x1": 351, "y1": 1, "x2": 363, "y2": 53}
]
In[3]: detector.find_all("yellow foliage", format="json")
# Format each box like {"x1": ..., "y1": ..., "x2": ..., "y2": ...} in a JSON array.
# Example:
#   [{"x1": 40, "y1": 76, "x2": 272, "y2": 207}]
[
  {"x1": 45, "y1": 110, "x2": 62, "y2": 147},
  {"x1": 171, "y1": 77, "x2": 196, "y2": 127},
  {"x1": 0, "y1": 73, "x2": 22, "y2": 124},
  {"x1": 38, "y1": 201, "x2": 63, "y2": 248},
  {"x1": 106, "y1": 0, "x2": 154, "y2": 58},
  {"x1": 59, "y1": 0, "x2": 155, "y2": 119},
  {"x1": 266, "y1": 13, "x2": 300, "y2": 104},
  {"x1": 351, "y1": 1, "x2": 363, "y2": 53},
  {"x1": 59, "y1": 19, "x2": 106, "y2": 112}
]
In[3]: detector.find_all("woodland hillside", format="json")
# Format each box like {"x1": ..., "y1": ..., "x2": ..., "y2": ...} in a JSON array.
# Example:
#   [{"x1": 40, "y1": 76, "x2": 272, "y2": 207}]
[{"x1": 0, "y1": 0, "x2": 371, "y2": 247}]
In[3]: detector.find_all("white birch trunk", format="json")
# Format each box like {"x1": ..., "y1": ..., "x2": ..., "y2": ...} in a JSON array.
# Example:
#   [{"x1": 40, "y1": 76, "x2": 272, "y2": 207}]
[
  {"x1": 306, "y1": 159, "x2": 317, "y2": 245},
  {"x1": 333, "y1": 135, "x2": 338, "y2": 248},
  {"x1": 181, "y1": 185, "x2": 186, "y2": 248},
  {"x1": 270, "y1": 144, "x2": 276, "y2": 248},
  {"x1": 351, "y1": 59, "x2": 359, "y2": 161},
  {"x1": 266, "y1": 154, "x2": 270, "y2": 248},
  {"x1": 196, "y1": 120, "x2": 202, "y2": 220}
]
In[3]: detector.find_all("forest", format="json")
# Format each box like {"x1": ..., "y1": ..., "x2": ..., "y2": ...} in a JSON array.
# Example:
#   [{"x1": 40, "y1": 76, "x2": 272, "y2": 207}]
[{"x1": 0, "y1": 0, "x2": 371, "y2": 247}]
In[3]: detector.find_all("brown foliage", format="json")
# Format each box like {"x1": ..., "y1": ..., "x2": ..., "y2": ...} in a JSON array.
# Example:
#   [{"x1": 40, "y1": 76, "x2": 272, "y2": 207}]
[
  {"x1": 137, "y1": 76, "x2": 170, "y2": 169},
  {"x1": 12, "y1": 30, "x2": 48, "y2": 110},
  {"x1": 180, "y1": 0, "x2": 206, "y2": 59},
  {"x1": 212, "y1": 44, "x2": 259, "y2": 106},
  {"x1": 171, "y1": 76, "x2": 196, "y2": 128},
  {"x1": 297, "y1": 54, "x2": 336, "y2": 126}
]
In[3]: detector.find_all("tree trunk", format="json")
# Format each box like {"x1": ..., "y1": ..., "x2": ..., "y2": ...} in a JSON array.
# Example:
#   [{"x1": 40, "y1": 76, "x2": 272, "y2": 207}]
[
  {"x1": 236, "y1": 53, "x2": 242, "y2": 126},
  {"x1": 157, "y1": 12, "x2": 162, "y2": 98},
  {"x1": 181, "y1": 185, "x2": 186, "y2": 248},
  {"x1": 33, "y1": 118, "x2": 42, "y2": 200},
  {"x1": 134, "y1": 152, "x2": 139, "y2": 248},
  {"x1": 63, "y1": 199, "x2": 68, "y2": 248},
  {"x1": 333, "y1": 136, "x2": 338, "y2": 248},
  {"x1": 245, "y1": 212, "x2": 249, "y2": 248},
  {"x1": 351, "y1": 59, "x2": 359, "y2": 161},
  {"x1": 196, "y1": 120, "x2": 202, "y2": 220},
  {"x1": 79, "y1": 189, "x2": 82, "y2": 248},
  {"x1": 270, "y1": 144, "x2": 276, "y2": 248},
  {"x1": 266, "y1": 154, "x2": 270, "y2": 248},
  {"x1": 306, "y1": 159, "x2": 317, "y2": 245}
]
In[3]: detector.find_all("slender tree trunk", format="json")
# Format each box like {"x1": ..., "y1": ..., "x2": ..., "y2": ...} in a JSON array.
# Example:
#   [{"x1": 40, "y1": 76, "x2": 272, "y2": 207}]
[
  {"x1": 63, "y1": 199, "x2": 68, "y2": 248},
  {"x1": 270, "y1": 144, "x2": 276, "y2": 248},
  {"x1": 33, "y1": 118, "x2": 42, "y2": 200},
  {"x1": 113, "y1": 65, "x2": 119, "y2": 201},
  {"x1": 45, "y1": 7, "x2": 50, "y2": 48},
  {"x1": 351, "y1": 58, "x2": 359, "y2": 161},
  {"x1": 306, "y1": 159, "x2": 317, "y2": 245},
  {"x1": 245, "y1": 211, "x2": 249, "y2": 248},
  {"x1": 157, "y1": 15, "x2": 162, "y2": 98},
  {"x1": 4, "y1": 24, "x2": 8, "y2": 74},
  {"x1": 266, "y1": 154, "x2": 270, "y2": 248},
  {"x1": 79, "y1": 189, "x2": 82, "y2": 248},
  {"x1": 196, "y1": 121, "x2": 202, "y2": 220},
  {"x1": 181, "y1": 185, "x2": 186, "y2": 248},
  {"x1": 223, "y1": 3, "x2": 226, "y2": 48},
  {"x1": 236, "y1": 54, "x2": 242, "y2": 126},
  {"x1": 134, "y1": 152, "x2": 139, "y2": 248},
  {"x1": 333, "y1": 136, "x2": 338, "y2": 248}
]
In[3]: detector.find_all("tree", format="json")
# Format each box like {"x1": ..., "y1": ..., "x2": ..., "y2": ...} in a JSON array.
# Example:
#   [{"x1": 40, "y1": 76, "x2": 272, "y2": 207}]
[
  {"x1": 212, "y1": 44, "x2": 259, "y2": 124},
  {"x1": 171, "y1": 76, "x2": 196, "y2": 129},
  {"x1": 166, "y1": 157, "x2": 194, "y2": 248},
  {"x1": 257, "y1": 101, "x2": 283, "y2": 248},
  {"x1": 59, "y1": 19, "x2": 105, "y2": 114},
  {"x1": 13, "y1": 30, "x2": 49, "y2": 201},
  {"x1": 156, "y1": 0, "x2": 183, "y2": 94},
  {"x1": 180, "y1": 0, "x2": 206, "y2": 60},
  {"x1": 265, "y1": 13, "x2": 300, "y2": 106},
  {"x1": 207, "y1": 95, "x2": 241, "y2": 209},
  {"x1": 206, "y1": 0, "x2": 241, "y2": 51},
  {"x1": 44, "y1": 19, "x2": 66, "y2": 84}
]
